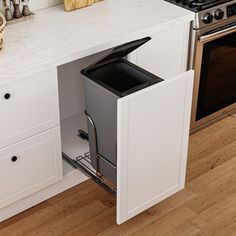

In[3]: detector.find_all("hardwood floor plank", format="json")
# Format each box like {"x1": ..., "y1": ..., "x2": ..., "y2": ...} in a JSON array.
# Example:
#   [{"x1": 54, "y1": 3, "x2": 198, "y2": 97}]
[
  {"x1": 187, "y1": 156, "x2": 236, "y2": 195},
  {"x1": 187, "y1": 116, "x2": 236, "y2": 165},
  {"x1": 27, "y1": 200, "x2": 108, "y2": 236},
  {"x1": 63, "y1": 207, "x2": 116, "y2": 236},
  {"x1": 198, "y1": 215, "x2": 236, "y2": 236},
  {"x1": 0, "y1": 201, "x2": 50, "y2": 230},
  {"x1": 165, "y1": 222, "x2": 199, "y2": 236},
  {"x1": 0, "y1": 204, "x2": 59, "y2": 236},
  {"x1": 190, "y1": 192, "x2": 236, "y2": 230},
  {"x1": 132, "y1": 206, "x2": 198, "y2": 236},
  {"x1": 186, "y1": 157, "x2": 236, "y2": 214},
  {"x1": 187, "y1": 139, "x2": 236, "y2": 182},
  {"x1": 231, "y1": 113, "x2": 236, "y2": 119}
]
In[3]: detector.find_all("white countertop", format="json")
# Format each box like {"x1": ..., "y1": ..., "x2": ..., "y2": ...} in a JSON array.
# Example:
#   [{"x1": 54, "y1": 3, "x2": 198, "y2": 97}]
[{"x1": 0, "y1": 0, "x2": 194, "y2": 86}]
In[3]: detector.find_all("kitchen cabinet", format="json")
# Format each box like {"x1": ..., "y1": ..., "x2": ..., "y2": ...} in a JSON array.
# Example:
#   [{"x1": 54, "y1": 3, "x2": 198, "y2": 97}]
[
  {"x1": 0, "y1": 2, "x2": 194, "y2": 223},
  {"x1": 57, "y1": 51, "x2": 194, "y2": 224},
  {"x1": 68, "y1": 37, "x2": 193, "y2": 223},
  {"x1": 0, "y1": 69, "x2": 62, "y2": 210},
  {"x1": 0, "y1": 49, "x2": 193, "y2": 225}
]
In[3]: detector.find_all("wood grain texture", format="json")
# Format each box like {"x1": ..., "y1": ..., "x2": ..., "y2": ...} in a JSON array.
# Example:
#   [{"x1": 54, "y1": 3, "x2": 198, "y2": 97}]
[
  {"x1": 64, "y1": 0, "x2": 103, "y2": 12},
  {"x1": 0, "y1": 114, "x2": 236, "y2": 235},
  {"x1": 0, "y1": 12, "x2": 6, "y2": 49}
]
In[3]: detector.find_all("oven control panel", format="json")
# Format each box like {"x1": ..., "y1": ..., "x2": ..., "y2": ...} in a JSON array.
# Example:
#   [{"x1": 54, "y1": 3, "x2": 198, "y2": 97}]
[
  {"x1": 195, "y1": 0, "x2": 236, "y2": 29},
  {"x1": 227, "y1": 3, "x2": 236, "y2": 17}
]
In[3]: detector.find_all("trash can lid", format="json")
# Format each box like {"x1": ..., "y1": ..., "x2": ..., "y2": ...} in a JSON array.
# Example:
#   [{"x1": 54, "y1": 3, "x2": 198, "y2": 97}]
[{"x1": 82, "y1": 37, "x2": 151, "y2": 74}]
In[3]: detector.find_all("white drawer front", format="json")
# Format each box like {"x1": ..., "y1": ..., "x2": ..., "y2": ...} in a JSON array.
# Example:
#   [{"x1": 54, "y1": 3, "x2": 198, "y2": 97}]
[
  {"x1": 0, "y1": 69, "x2": 60, "y2": 149},
  {"x1": 0, "y1": 127, "x2": 62, "y2": 209}
]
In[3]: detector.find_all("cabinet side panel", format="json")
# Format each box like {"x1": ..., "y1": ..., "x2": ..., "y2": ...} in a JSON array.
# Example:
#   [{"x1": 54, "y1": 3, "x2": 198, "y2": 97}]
[
  {"x1": 133, "y1": 23, "x2": 188, "y2": 79},
  {"x1": 178, "y1": 71, "x2": 194, "y2": 189}
]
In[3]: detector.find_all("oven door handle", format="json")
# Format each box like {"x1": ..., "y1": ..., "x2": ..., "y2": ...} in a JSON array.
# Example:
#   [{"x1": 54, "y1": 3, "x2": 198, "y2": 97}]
[{"x1": 199, "y1": 24, "x2": 236, "y2": 42}]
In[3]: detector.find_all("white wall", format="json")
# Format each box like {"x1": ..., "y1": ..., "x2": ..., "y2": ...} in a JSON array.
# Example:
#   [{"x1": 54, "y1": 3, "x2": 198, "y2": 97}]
[{"x1": 0, "y1": 0, "x2": 63, "y2": 12}]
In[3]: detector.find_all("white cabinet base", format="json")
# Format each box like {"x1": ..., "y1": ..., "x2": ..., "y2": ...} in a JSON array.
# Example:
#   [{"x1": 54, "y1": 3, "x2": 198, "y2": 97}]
[{"x1": 0, "y1": 71, "x2": 194, "y2": 224}]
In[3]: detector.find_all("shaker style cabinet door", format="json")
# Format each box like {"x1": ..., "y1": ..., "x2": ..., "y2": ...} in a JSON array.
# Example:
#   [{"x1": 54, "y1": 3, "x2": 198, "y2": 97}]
[
  {"x1": 0, "y1": 127, "x2": 62, "y2": 209},
  {"x1": 0, "y1": 69, "x2": 60, "y2": 149},
  {"x1": 116, "y1": 70, "x2": 194, "y2": 224}
]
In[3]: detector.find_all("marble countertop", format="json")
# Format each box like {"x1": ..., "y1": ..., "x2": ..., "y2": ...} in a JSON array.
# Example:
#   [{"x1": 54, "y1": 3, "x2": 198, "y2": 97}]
[{"x1": 0, "y1": 0, "x2": 194, "y2": 86}]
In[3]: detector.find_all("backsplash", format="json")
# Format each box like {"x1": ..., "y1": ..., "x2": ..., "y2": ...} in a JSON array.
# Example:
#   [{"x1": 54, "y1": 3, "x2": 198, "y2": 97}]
[{"x1": 0, "y1": 0, "x2": 63, "y2": 12}]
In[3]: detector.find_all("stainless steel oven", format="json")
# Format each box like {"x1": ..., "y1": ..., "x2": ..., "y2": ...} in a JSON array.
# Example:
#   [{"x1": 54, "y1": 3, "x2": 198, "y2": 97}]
[
  {"x1": 191, "y1": 17, "x2": 236, "y2": 132},
  {"x1": 164, "y1": 0, "x2": 236, "y2": 132}
]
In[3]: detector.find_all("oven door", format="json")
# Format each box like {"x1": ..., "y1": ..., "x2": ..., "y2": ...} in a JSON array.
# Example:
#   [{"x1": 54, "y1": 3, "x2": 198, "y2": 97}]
[{"x1": 191, "y1": 25, "x2": 236, "y2": 131}]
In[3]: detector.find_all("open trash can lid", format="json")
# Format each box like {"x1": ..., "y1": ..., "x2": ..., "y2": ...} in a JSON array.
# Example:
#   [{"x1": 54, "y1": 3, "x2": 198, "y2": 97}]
[{"x1": 82, "y1": 37, "x2": 151, "y2": 73}]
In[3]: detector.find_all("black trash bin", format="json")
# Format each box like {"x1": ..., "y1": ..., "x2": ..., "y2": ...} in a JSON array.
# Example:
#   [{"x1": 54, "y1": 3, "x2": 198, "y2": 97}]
[{"x1": 81, "y1": 37, "x2": 163, "y2": 185}]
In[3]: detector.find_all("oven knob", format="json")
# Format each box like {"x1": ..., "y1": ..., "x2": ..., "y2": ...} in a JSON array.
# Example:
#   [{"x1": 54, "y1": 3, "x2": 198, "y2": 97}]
[
  {"x1": 181, "y1": 0, "x2": 188, "y2": 5},
  {"x1": 214, "y1": 9, "x2": 224, "y2": 20},
  {"x1": 188, "y1": 1, "x2": 195, "y2": 8},
  {"x1": 203, "y1": 12, "x2": 213, "y2": 24}
]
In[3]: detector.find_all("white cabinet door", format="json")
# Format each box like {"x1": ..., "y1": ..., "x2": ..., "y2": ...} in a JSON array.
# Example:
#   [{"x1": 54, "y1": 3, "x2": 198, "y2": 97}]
[
  {"x1": 0, "y1": 127, "x2": 62, "y2": 209},
  {"x1": 130, "y1": 23, "x2": 190, "y2": 79},
  {"x1": 0, "y1": 69, "x2": 60, "y2": 149},
  {"x1": 117, "y1": 70, "x2": 194, "y2": 224}
]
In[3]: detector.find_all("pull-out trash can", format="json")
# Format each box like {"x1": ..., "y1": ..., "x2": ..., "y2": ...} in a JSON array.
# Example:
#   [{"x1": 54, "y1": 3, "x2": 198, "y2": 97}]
[{"x1": 81, "y1": 37, "x2": 163, "y2": 185}]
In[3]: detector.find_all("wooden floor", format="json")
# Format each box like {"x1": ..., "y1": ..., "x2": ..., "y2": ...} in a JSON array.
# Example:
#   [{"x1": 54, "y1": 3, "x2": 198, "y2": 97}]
[{"x1": 1, "y1": 114, "x2": 236, "y2": 236}]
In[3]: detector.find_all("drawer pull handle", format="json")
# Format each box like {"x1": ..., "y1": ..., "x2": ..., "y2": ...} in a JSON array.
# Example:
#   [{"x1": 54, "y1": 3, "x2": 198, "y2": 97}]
[
  {"x1": 4, "y1": 93, "x2": 11, "y2": 100},
  {"x1": 11, "y1": 156, "x2": 18, "y2": 162}
]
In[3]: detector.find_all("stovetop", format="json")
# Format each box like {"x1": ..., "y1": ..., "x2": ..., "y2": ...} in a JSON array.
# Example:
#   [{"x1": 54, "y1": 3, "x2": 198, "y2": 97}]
[
  {"x1": 165, "y1": 0, "x2": 232, "y2": 12},
  {"x1": 165, "y1": 0, "x2": 236, "y2": 29}
]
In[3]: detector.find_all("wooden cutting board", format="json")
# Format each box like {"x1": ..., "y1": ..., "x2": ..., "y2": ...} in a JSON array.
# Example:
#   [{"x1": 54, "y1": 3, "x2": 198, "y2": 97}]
[
  {"x1": 0, "y1": 13, "x2": 6, "y2": 50},
  {"x1": 64, "y1": 0, "x2": 103, "y2": 12}
]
